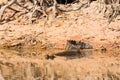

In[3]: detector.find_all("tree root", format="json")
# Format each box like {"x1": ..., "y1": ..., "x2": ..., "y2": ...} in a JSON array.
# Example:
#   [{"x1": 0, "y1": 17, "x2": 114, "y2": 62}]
[
  {"x1": 0, "y1": 0, "x2": 58, "y2": 23},
  {"x1": 0, "y1": 0, "x2": 16, "y2": 21},
  {"x1": 1, "y1": 0, "x2": 119, "y2": 24}
]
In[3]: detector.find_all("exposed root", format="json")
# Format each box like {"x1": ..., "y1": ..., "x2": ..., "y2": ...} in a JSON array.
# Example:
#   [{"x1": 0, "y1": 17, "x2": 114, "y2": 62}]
[
  {"x1": 97, "y1": 0, "x2": 120, "y2": 22},
  {"x1": 0, "y1": 0, "x2": 59, "y2": 23},
  {"x1": 0, "y1": 0, "x2": 16, "y2": 21},
  {"x1": 0, "y1": 0, "x2": 120, "y2": 23}
]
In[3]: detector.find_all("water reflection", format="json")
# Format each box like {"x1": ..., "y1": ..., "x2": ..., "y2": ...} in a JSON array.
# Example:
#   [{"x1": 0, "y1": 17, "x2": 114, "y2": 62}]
[
  {"x1": 0, "y1": 62, "x2": 44, "y2": 80},
  {"x1": 0, "y1": 49, "x2": 93, "y2": 80},
  {"x1": 54, "y1": 50, "x2": 92, "y2": 59},
  {"x1": 0, "y1": 49, "x2": 119, "y2": 80}
]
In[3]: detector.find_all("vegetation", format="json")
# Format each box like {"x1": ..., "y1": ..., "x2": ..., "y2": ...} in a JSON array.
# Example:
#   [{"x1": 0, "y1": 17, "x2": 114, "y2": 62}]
[{"x1": 0, "y1": 0, "x2": 120, "y2": 24}]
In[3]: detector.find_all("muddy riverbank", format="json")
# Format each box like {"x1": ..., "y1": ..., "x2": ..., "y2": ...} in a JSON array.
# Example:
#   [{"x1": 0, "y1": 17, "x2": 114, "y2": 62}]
[
  {"x1": 0, "y1": 1, "x2": 120, "y2": 80},
  {"x1": 0, "y1": 7, "x2": 120, "y2": 50}
]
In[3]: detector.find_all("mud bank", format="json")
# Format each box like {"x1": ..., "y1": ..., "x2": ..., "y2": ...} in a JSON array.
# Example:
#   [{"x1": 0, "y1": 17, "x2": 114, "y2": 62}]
[
  {"x1": 0, "y1": 2, "x2": 120, "y2": 50},
  {"x1": 0, "y1": 16, "x2": 120, "y2": 50}
]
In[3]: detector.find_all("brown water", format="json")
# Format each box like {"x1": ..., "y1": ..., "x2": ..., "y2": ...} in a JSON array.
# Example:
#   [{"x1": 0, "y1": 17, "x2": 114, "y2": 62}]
[{"x1": 0, "y1": 49, "x2": 120, "y2": 80}]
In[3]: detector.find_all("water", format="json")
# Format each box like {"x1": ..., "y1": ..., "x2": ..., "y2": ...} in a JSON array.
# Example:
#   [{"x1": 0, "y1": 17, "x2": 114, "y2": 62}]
[
  {"x1": 54, "y1": 50, "x2": 92, "y2": 59},
  {"x1": 0, "y1": 49, "x2": 119, "y2": 80}
]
